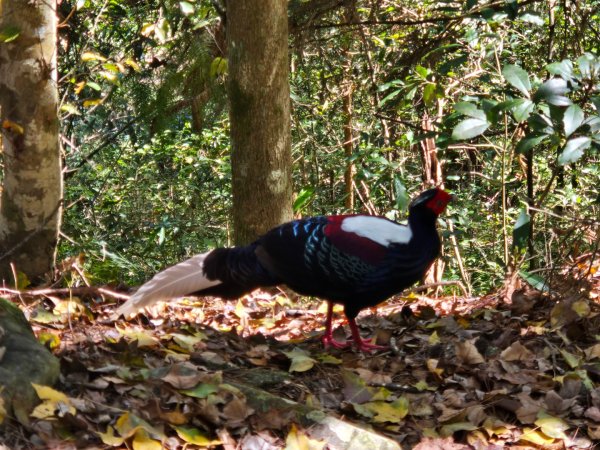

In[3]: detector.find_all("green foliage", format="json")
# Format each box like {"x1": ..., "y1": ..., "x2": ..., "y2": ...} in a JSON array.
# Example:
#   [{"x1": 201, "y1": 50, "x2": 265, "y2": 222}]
[{"x1": 54, "y1": 0, "x2": 600, "y2": 297}]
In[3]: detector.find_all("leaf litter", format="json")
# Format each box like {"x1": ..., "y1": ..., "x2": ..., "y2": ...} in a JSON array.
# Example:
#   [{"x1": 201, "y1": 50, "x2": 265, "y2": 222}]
[{"x1": 2, "y1": 256, "x2": 600, "y2": 449}]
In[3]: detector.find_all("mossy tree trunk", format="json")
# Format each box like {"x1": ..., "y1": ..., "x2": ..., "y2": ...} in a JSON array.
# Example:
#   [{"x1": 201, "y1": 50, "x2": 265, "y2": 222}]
[
  {"x1": 0, "y1": 0, "x2": 62, "y2": 282},
  {"x1": 226, "y1": 0, "x2": 293, "y2": 245}
]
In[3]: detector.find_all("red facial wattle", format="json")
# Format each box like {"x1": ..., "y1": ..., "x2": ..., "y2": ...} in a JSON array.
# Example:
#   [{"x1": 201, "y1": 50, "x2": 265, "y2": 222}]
[{"x1": 426, "y1": 189, "x2": 453, "y2": 215}]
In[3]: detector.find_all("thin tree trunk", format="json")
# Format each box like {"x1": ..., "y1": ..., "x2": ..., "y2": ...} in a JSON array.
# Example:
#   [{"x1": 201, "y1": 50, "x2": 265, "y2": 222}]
[
  {"x1": 0, "y1": 0, "x2": 63, "y2": 282},
  {"x1": 227, "y1": 0, "x2": 293, "y2": 245}
]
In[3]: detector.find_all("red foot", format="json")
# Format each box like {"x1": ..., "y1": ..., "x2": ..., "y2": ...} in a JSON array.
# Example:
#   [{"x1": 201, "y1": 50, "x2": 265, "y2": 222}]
[
  {"x1": 321, "y1": 333, "x2": 350, "y2": 349},
  {"x1": 354, "y1": 337, "x2": 387, "y2": 352},
  {"x1": 321, "y1": 333, "x2": 387, "y2": 352}
]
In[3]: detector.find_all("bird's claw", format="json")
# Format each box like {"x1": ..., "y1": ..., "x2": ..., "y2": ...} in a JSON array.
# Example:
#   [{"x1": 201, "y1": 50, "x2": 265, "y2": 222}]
[
  {"x1": 354, "y1": 338, "x2": 387, "y2": 352},
  {"x1": 321, "y1": 334, "x2": 351, "y2": 349}
]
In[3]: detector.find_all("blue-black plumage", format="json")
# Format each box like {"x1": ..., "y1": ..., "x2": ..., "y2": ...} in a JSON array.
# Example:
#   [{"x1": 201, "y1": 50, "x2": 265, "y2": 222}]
[{"x1": 117, "y1": 187, "x2": 453, "y2": 352}]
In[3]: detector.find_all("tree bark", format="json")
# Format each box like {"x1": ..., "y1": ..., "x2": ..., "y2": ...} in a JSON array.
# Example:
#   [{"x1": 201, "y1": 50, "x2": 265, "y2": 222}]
[
  {"x1": 0, "y1": 0, "x2": 63, "y2": 282},
  {"x1": 226, "y1": 0, "x2": 293, "y2": 245}
]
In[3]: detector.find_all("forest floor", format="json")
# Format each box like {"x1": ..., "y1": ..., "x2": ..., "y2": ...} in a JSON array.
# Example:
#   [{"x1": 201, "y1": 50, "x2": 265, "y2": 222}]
[{"x1": 3, "y1": 256, "x2": 600, "y2": 450}]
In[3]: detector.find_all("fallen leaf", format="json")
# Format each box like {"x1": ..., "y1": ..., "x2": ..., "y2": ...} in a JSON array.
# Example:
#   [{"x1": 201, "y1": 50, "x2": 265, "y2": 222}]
[
  {"x1": 500, "y1": 341, "x2": 534, "y2": 361},
  {"x1": 283, "y1": 348, "x2": 316, "y2": 373},
  {"x1": 455, "y1": 341, "x2": 485, "y2": 365},
  {"x1": 174, "y1": 426, "x2": 221, "y2": 446}
]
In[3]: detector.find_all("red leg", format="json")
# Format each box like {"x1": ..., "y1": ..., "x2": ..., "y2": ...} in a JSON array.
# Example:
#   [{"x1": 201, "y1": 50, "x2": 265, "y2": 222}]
[
  {"x1": 321, "y1": 302, "x2": 350, "y2": 349},
  {"x1": 348, "y1": 318, "x2": 387, "y2": 352}
]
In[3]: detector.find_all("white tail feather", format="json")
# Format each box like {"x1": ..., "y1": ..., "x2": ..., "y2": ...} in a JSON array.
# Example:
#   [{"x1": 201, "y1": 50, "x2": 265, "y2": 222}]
[{"x1": 116, "y1": 251, "x2": 221, "y2": 317}]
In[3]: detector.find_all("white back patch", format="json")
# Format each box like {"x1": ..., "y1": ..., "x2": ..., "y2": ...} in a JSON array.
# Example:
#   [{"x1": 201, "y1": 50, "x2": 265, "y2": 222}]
[{"x1": 340, "y1": 216, "x2": 412, "y2": 246}]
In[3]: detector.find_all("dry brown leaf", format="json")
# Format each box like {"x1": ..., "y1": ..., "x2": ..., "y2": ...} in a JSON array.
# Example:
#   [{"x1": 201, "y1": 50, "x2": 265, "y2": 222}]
[{"x1": 455, "y1": 340, "x2": 485, "y2": 365}]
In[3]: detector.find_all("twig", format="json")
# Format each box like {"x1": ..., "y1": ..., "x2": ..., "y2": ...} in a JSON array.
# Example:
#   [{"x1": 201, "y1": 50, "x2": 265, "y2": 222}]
[{"x1": 0, "y1": 286, "x2": 130, "y2": 300}]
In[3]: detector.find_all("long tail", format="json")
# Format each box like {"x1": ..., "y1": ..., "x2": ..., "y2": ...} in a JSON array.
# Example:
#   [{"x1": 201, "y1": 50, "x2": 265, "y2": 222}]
[{"x1": 116, "y1": 251, "x2": 221, "y2": 317}]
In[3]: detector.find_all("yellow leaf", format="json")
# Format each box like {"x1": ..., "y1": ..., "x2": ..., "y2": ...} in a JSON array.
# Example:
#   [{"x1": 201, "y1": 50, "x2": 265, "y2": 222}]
[
  {"x1": 96, "y1": 426, "x2": 124, "y2": 446},
  {"x1": 572, "y1": 299, "x2": 590, "y2": 318},
  {"x1": 115, "y1": 412, "x2": 164, "y2": 440},
  {"x1": 534, "y1": 414, "x2": 569, "y2": 439},
  {"x1": 125, "y1": 58, "x2": 141, "y2": 72},
  {"x1": 30, "y1": 384, "x2": 76, "y2": 419},
  {"x1": 559, "y1": 349, "x2": 581, "y2": 369},
  {"x1": 83, "y1": 98, "x2": 103, "y2": 107},
  {"x1": 353, "y1": 398, "x2": 409, "y2": 423},
  {"x1": 81, "y1": 51, "x2": 107, "y2": 62},
  {"x1": 2, "y1": 119, "x2": 24, "y2": 134},
  {"x1": 234, "y1": 299, "x2": 249, "y2": 319},
  {"x1": 426, "y1": 358, "x2": 443, "y2": 377},
  {"x1": 118, "y1": 328, "x2": 159, "y2": 347},
  {"x1": 74, "y1": 81, "x2": 86, "y2": 94},
  {"x1": 520, "y1": 427, "x2": 555, "y2": 445},
  {"x1": 285, "y1": 423, "x2": 326, "y2": 450},
  {"x1": 174, "y1": 426, "x2": 221, "y2": 446},
  {"x1": 439, "y1": 421, "x2": 478, "y2": 437},
  {"x1": 38, "y1": 332, "x2": 60, "y2": 350},
  {"x1": 428, "y1": 330, "x2": 441, "y2": 345},
  {"x1": 132, "y1": 429, "x2": 163, "y2": 450},
  {"x1": 140, "y1": 23, "x2": 155, "y2": 37},
  {"x1": 99, "y1": 70, "x2": 118, "y2": 83},
  {"x1": 283, "y1": 348, "x2": 316, "y2": 373}
]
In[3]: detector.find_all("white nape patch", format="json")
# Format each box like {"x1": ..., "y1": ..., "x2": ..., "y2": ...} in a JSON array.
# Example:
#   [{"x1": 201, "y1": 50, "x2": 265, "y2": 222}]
[{"x1": 341, "y1": 216, "x2": 412, "y2": 246}]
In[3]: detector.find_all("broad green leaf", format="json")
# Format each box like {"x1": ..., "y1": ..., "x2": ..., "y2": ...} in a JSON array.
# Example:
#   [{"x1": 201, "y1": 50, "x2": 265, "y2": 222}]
[
  {"x1": 0, "y1": 25, "x2": 20, "y2": 43},
  {"x1": 179, "y1": 1, "x2": 195, "y2": 16},
  {"x1": 534, "y1": 78, "x2": 571, "y2": 106},
  {"x1": 452, "y1": 118, "x2": 489, "y2": 140},
  {"x1": 423, "y1": 83, "x2": 436, "y2": 107},
  {"x1": 174, "y1": 426, "x2": 221, "y2": 445},
  {"x1": 558, "y1": 136, "x2": 591, "y2": 165},
  {"x1": 180, "y1": 383, "x2": 219, "y2": 399},
  {"x1": 546, "y1": 60, "x2": 574, "y2": 80},
  {"x1": 394, "y1": 176, "x2": 409, "y2": 211},
  {"x1": 519, "y1": 13, "x2": 544, "y2": 25},
  {"x1": 583, "y1": 115, "x2": 600, "y2": 133},
  {"x1": 563, "y1": 104, "x2": 584, "y2": 137},
  {"x1": 528, "y1": 113, "x2": 554, "y2": 133},
  {"x1": 516, "y1": 133, "x2": 548, "y2": 154},
  {"x1": 577, "y1": 54, "x2": 594, "y2": 79},
  {"x1": 454, "y1": 102, "x2": 486, "y2": 120},
  {"x1": 511, "y1": 98, "x2": 534, "y2": 122},
  {"x1": 293, "y1": 187, "x2": 315, "y2": 212},
  {"x1": 512, "y1": 208, "x2": 530, "y2": 249},
  {"x1": 519, "y1": 270, "x2": 550, "y2": 292},
  {"x1": 502, "y1": 65, "x2": 531, "y2": 98}
]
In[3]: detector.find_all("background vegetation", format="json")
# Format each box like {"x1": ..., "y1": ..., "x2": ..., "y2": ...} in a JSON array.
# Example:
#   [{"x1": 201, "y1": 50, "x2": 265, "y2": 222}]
[{"x1": 56, "y1": 0, "x2": 599, "y2": 295}]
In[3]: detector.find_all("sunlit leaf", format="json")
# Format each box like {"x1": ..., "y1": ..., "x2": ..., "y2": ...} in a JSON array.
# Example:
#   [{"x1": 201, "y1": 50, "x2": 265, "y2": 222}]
[
  {"x1": 534, "y1": 414, "x2": 569, "y2": 439},
  {"x1": 454, "y1": 102, "x2": 486, "y2": 120},
  {"x1": 283, "y1": 348, "x2": 316, "y2": 372},
  {"x1": 558, "y1": 136, "x2": 591, "y2": 165},
  {"x1": 179, "y1": 1, "x2": 195, "y2": 16},
  {"x1": 547, "y1": 59, "x2": 574, "y2": 81},
  {"x1": 174, "y1": 426, "x2": 221, "y2": 445},
  {"x1": 96, "y1": 426, "x2": 124, "y2": 446},
  {"x1": 0, "y1": 25, "x2": 20, "y2": 42},
  {"x1": 285, "y1": 423, "x2": 326, "y2": 450},
  {"x1": 563, "y1": 104, "x2": 584, "y2": 137},
  {"x1": 511, "y1": 98, "x2": 534, "y2": 122},
  {"x1": 60, "y1": 103, "x2": 81, "y2": 115},
  {"x1": 534, "y1": 78, "x2": 571, "y2": 106},
  {"x1": 452, "y1": 118, "x2": 489, "y2": 140},
  {"x1": 520, "y1": 428, "x2": 555, "y2": 445},
  {"x1": 502, "y1": 64, "x2": 531, "y2": 97},
  {"x1": 293, "y1": 187, "x2": 315, "y2": 213},
  {"x1": 519, "y1": 270, "x2": 550, "y2": 292},
  {"x1": 81, "y1": 51, "x2": 107, "y2": 62},
  {"x1": 83, "y1": 98, "x2": 103, "y2": 107},
  {"x1": 516, "y1": 133, "x2": 548, "y2": 154}
]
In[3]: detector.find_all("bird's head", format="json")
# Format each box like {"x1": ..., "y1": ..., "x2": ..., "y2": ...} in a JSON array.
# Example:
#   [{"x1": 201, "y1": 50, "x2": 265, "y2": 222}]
[{"x1": 410, "y1": 187, "x2": 454, "y2": 216}]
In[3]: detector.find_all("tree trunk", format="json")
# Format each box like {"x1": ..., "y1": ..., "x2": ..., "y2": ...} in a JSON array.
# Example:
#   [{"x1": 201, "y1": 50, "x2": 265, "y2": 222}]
[
  {"x1": 0, "y1": 0, "x2": 63, "y2": 282},
  {"x1": 226, "y1": 0, "x2": 293, "y2": 245}
]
